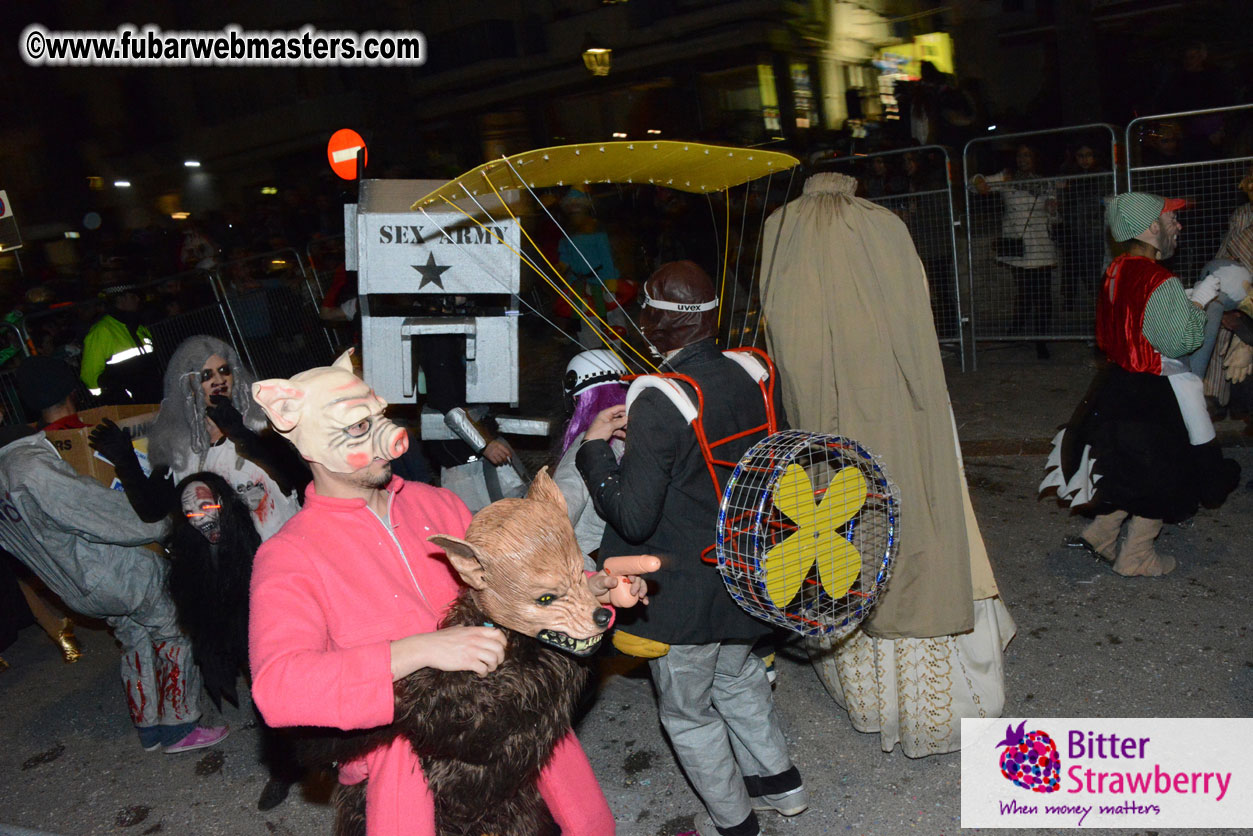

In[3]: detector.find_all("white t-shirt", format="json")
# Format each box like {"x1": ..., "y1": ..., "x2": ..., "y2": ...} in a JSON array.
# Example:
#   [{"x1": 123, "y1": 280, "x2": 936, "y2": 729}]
[{"x1": 174, "y1": 439, "x2": 301, "y2": 542}]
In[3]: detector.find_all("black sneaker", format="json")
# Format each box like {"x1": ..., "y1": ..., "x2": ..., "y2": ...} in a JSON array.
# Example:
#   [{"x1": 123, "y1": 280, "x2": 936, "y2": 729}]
[
  {"x1": 694, "y1": 812, "x2": 760, "y2": 836},
  {"x1": 257, "y1": 777, "x2": 293, "y2": 811}
]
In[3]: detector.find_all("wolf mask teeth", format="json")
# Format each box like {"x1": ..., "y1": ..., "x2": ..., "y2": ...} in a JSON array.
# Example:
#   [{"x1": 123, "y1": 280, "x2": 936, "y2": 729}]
[{"x1": 537, "y1": 629, "x2": 603, "y2": 657}]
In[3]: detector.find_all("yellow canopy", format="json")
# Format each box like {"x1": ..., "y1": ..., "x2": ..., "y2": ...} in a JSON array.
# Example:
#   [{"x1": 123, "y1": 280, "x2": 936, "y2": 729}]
[{"x1": 411, "y1": 141, "x2": 799, "y2": 209}]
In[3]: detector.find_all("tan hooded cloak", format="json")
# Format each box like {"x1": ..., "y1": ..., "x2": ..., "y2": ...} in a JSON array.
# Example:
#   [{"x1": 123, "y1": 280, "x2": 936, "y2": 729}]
[
  {"x1": 760, "y1": 172, "x2": 1014, "y2": 757},
  {"x1": 760, "y1": 172, "x2": 992, "y2": 638}
]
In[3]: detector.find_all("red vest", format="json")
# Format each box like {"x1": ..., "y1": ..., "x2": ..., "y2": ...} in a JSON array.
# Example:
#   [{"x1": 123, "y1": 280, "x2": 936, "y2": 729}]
[{"x1": 1096, "y1": 255, "x2": 1173, "y2": 375}]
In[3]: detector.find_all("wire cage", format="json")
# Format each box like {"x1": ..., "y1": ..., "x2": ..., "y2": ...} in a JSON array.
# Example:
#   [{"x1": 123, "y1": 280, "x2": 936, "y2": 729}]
[{"x1": 716, "y1": 429, "x2": 899, "y2": 639}]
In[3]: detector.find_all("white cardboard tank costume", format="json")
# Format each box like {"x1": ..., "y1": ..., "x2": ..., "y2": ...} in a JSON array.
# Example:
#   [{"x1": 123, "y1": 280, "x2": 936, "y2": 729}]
[{"x1": 760, "y1": 171, "x2": 1016, "y2": 757}]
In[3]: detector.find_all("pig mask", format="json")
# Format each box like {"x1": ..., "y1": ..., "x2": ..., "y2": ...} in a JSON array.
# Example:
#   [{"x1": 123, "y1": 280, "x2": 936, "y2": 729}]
[
  {"x1": 430, "y1": 469, "x2": 611, "y2": 656},
  {"x1": 251, "y1": 350, "x2": 409, "y2": 474}
]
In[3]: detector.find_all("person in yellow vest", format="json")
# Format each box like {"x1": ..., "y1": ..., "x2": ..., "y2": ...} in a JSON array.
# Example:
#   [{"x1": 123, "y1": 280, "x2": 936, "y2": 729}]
[{"x1": 80, "y1": 281, "x2": 157, "y2": 402}]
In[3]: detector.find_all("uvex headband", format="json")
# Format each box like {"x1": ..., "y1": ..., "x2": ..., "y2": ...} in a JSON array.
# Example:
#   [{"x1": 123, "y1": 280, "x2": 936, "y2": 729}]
[{"x1": 642, "y1": 289, "x2": 718, "y2": 312}]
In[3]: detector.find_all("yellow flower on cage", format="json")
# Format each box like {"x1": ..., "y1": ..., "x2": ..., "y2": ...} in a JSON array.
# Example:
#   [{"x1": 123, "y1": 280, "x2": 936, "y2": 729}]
[{"x1": 763, "y1": 463, "x2": 866, "y2": 608}]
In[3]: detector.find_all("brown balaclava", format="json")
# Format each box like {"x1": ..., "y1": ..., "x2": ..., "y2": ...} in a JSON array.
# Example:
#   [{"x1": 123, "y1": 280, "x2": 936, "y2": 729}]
[{"x1": 640, "y1": 260, "x2": 719, "y2": 355}]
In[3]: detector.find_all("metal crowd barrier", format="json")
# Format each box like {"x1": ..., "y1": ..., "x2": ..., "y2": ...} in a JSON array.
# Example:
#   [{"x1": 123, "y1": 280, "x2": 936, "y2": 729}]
[
  {"x1": 6, "y1": 109, "x2": 1252, "y2": 406},
  {"x1": 0, "y1": 258, "x2": 329, "y2": 420},
  {"x1": 1126, "y1": 104, "x2": 1253, "y2": 289},
  {"x1": 0, "y1": 370, "x2": 24, "y2": 426},
  {"x1": 3, "y1": 269, "x2": 226, "y2": 422},
  {"x1": 211, "y1": 248, "x2": 337, "y2": 380},
  {"x1": 307, "y1": 234, "x2": 346, "y2": 299},
  {"x1": 820, "y1": 145, "x2": 967, "y2": 369},
  {"x1": 140, "y1": 269, "x2": 233, "y2": 370},
  {"x1": 305, "y1": 235, "x2": 352, "y2": 350},
  {"x1": 962, "y1": 124, "x2": 1119, "y2": 363}
]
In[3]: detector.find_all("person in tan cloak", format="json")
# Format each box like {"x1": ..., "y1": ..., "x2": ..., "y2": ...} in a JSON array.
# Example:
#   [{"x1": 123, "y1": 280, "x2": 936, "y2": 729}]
[{"x1": 759, "y1": 171, "x2": 1016, "y2": 757}]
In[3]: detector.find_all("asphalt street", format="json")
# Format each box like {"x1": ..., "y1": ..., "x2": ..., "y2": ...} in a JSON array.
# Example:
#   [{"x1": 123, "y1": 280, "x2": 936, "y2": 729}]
[{"x1": 2, "y1": 339, "x2": 1252, "y2": 836}]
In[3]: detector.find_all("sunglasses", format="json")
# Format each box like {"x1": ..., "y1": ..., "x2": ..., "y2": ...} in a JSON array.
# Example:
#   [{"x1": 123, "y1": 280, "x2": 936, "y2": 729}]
[{"x1": 198, "y1": 364, "x2": 232, "y2": 382}]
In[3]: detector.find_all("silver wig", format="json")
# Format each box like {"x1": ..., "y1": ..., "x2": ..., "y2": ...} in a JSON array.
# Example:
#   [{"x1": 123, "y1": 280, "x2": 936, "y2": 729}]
[{"x1": 147, "y1": 335, "x2": 267, "y2": 473}]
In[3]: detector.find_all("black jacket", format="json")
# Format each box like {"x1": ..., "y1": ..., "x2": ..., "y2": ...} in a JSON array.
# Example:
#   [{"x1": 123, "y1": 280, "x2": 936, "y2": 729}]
[{"x1": 576, "y1": 339, "x2": 785, "y2": 645}]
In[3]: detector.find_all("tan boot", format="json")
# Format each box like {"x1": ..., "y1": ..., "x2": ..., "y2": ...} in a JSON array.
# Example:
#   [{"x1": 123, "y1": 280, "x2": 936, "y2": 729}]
[
  {"x1": 1112, "y1": 516, "x2": 1176, "y2": 577},
  {"x1": 1080, "y1": 510, "x2": 1127, "y2": 562}
]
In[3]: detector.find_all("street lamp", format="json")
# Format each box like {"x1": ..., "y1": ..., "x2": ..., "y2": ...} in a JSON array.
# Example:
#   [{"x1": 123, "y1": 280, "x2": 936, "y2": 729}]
[{"x1": 582, "y1": 35, "x2": 611, "y2": 76}]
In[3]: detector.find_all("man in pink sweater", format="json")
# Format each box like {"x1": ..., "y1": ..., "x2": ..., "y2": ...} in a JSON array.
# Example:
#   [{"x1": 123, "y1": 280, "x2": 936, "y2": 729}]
[{"x1": 248, "y1": 353, "x2": 614, "y2": 835}]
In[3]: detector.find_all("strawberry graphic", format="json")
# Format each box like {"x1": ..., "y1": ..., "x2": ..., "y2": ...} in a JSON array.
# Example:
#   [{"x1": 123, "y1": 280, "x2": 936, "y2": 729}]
[{"x1": 995, "y1": 721, "x2": 1061, "y2": 793}]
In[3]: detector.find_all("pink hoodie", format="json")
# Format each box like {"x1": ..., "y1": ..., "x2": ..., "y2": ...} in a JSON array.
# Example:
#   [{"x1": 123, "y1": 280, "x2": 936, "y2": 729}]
[{"x1": 249, "y1": 477, "x2": 614, "y2": 835}]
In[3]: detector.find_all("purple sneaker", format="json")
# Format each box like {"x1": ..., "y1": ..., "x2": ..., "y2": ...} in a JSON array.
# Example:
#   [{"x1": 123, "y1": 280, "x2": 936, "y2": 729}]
[{"x1": 164, "y1": 725, "x2": 230, "y2": 754}]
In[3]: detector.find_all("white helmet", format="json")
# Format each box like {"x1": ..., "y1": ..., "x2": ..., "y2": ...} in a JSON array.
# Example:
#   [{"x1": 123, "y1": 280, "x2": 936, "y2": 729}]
[{"x1": 563, "y1": 349, "x2": 628, "y2": 410}]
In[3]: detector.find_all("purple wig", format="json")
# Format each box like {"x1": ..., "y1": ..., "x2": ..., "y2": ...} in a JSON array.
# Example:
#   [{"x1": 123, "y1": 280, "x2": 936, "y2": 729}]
[{"x1": 560, "y1": 382, "x2": 628, "y2": 457}]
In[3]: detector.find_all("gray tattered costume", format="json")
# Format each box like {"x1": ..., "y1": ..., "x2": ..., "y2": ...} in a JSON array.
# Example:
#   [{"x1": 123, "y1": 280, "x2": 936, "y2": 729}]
[{"x1": 0, "y1": 426, "x2": 202, "y2": 739}]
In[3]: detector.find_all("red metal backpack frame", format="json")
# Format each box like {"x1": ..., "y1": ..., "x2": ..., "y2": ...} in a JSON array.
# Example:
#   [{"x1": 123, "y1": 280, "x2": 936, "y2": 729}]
[{"x1": 623, "y1": 346, "x2": 780, "y2": 564}]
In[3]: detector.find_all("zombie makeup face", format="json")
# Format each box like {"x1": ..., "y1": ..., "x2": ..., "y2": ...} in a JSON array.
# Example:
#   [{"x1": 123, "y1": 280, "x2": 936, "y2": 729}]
[
  {"x1": 181, "y1": 480, "x2": 222, "y2": 543},
  {"x1": 199, "y1": 354, "x2": 233, "y2": 401},
  {"x1": 251, "y1": 350, "x2": 410, "y2": 474}
]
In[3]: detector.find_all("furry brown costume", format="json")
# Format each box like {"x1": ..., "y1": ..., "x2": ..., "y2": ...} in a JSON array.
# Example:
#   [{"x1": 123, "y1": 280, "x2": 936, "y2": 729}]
[{"x1": 296, "y1": 470, "x2": 613, "y2": 836}]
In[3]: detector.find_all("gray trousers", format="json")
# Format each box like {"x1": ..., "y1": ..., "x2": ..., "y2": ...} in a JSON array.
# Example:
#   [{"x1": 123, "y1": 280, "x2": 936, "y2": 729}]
[
  {"x1": 649, "y1": 642, "x2": 793, "y2": 829},
  {"x1": 108, "y1": 565, "x2": 202, "y2": 730}
]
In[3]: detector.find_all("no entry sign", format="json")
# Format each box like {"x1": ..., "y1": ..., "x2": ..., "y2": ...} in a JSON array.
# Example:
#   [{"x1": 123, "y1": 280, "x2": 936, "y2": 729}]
[{"x1": 327, "y1": 129, "x2": 367, "y2": 180}]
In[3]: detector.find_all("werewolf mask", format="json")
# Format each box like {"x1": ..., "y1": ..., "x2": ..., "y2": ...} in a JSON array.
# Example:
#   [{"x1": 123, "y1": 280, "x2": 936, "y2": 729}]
[
  {"x1": 251, "y1": 349, "x2": 409, "y2": 474},
  {"x1": 430, "y1": 469, "x2": 611, "y2": 656},
  {"x1": 292, "y1": 470, "x2": 619, "y2": 836}
]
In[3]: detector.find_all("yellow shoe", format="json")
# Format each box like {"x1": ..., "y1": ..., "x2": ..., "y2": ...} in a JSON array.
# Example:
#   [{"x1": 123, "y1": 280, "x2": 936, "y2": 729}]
[{"x1": 56, "y1": 618, "x2": 83, "y2": 664}]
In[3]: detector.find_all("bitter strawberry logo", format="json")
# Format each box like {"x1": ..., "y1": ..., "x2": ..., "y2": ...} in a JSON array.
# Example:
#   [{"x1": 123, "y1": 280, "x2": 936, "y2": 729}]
[{"x1": 996, "y1": 721, "x2": 1061, "y2": 793}]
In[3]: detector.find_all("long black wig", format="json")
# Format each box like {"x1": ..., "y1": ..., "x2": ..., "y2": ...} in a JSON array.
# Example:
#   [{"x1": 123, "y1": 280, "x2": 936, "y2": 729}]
[{"x1": 169, "y1": 470, "x2": 261, "y2": 709}]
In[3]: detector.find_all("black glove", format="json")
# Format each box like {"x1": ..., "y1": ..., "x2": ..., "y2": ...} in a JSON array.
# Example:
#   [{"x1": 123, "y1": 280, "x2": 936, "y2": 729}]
[
  {"x1": 88, "y1": 418, "x2": 141, "y2": 475},
  {"x1": 89, "y1": 419, "x2": 174, "y2": 522},
  {"x1": 206, "y1": 395, "x2": 247, "y2": 438}
]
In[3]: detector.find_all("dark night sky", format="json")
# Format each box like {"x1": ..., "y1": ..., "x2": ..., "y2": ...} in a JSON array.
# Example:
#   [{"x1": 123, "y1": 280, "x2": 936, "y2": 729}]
[{"x1": 1, "y1": 1, "x2": 1251, "y2": 234}]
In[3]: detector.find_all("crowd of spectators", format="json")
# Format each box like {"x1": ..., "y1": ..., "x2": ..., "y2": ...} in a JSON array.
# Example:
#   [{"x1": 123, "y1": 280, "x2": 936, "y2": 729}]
[{"x1": 0, "y1": 181, "x2": 350, "y2": 414}]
